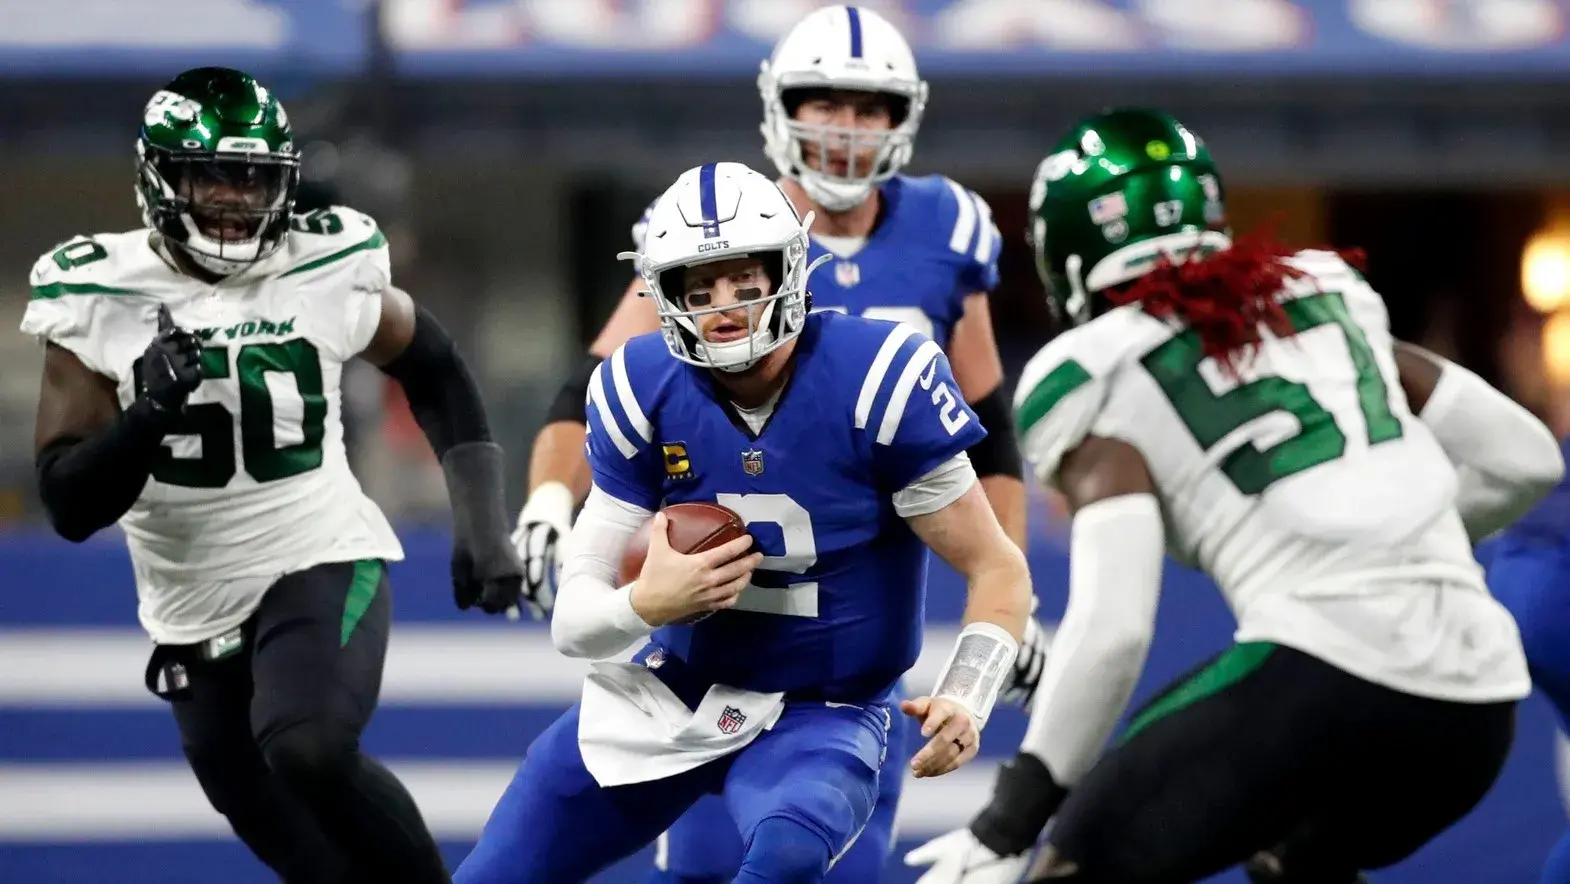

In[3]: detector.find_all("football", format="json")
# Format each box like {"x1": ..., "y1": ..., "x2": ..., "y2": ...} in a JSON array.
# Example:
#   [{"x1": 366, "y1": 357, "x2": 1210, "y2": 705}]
[{"x1": 619, "y1": 500, "x2": 751, "y2": 587}]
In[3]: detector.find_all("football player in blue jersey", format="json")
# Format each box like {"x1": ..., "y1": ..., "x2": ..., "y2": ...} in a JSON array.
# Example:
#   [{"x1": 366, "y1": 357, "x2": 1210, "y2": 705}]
[
  {"x1": 507, "y1": 8, "x2": 1046, "y2": 880},
  {"x1": 1476, "y1": 436, "x2": 1570, "y2": 884},
  {"x1": 455, "y1": 162, "x2": 1032, "y2": 884}
]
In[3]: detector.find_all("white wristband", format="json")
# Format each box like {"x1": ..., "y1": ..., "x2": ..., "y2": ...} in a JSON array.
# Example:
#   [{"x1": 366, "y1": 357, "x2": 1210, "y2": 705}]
[{"x1": 931, "y1": 621, "x2": 1018, "y2": 730}]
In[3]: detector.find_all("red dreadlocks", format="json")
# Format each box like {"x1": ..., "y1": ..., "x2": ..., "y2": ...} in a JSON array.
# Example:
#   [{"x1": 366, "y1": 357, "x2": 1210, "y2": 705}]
[{"x1": 1104, "y1": 225, "x2": 1366, "y2": 377}]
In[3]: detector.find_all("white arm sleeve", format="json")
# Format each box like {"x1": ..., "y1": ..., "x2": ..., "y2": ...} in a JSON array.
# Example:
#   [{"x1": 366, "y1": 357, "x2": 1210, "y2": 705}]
[
  {"x1": 1419, "y1": 360, "x2": 1565, "y2": 540},
  {"x1": 550, "y1": 486, "x2": 656, "y2": 660},
  {"x1": 1019, "y1": 493, "x2": 1162, "y2": 786},
  {"x1": 892, "y1": 453, "x2": 978, "y2": 518}
]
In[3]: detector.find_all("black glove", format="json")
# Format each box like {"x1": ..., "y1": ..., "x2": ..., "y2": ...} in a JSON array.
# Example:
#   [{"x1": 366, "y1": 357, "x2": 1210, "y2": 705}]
[
  {"x1": 442, "y1": 441, "x2": 526, "y2": 614},
  {"x1": 140, "y1": 304, "x2": 203, "y2": 412},
  {"x1": 970, "y1": 751, "x2": 1070, "y2": 858}
]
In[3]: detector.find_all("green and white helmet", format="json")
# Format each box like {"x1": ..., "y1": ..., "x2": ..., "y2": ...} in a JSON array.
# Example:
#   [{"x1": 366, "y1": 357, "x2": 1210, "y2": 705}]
[
  {"x1": 1027, "y1": 107, "x2": 1231, "y2": 326},
  {"x1": 136, "y1": 67, "x2": 300, "y2": 276}
]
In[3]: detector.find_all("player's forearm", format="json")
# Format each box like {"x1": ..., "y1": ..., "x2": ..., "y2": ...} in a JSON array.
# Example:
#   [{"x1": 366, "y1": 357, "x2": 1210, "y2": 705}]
[
  {"x1": 1018, "y1": 494, "x2": 1160, "y2": 785},
  {"x1": 938, "y1": 553, "x2": 1031, "y2": 728},
  {"x1": 378, "y1": 306, "x2": 516, "y2": 554},
  {"x1": 379, "y1": 305, "x2": 493, "y2": 459},
  {"x1": 931, "y1": 557, "x2": 1028, "y2": 731},
  {"x1": 1417, "y1": 358, "x2": 1564, "y2": 538},
  {"x1": 528, "y1": 421, "x2": 591, "y2": 502},
  {"x1": 521, "y1": 356, "x2": 602, "y2": 518},
  {"x1": 905, "y1": 477, "x2": 1031, "y2": 728},
  {"x1": 35, "y1": 398, "x2": 178, "y2": 542},
  {"x1": 971, "y1": 493, "x2": 1162, "y2": 858},
  {"x1": 552, "y1": 488, "x2": 655, "y2": 658},
  {"x1": 958, "y1": 551, "x2": 1032, "y2": 643},
  {"x1": 979, "y1": 474, "x2": 1028, "y2": 551}
]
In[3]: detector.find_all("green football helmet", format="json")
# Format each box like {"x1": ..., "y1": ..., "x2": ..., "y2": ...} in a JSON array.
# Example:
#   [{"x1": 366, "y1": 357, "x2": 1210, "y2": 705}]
[
  {"x1": 136, "y1": 67, "x2": 300, "y2": 276},
  {"x1": 1027, "y1": 107, "x2": 1231, "y2": 326}
]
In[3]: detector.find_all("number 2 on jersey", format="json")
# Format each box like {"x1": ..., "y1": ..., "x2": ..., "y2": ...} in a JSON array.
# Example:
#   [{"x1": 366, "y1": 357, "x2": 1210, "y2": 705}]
[
  {"x1": 714, "y1": 492, "x2": 820, "y2": 618},
  {"x1": 132, "y1": 341, "x2": 327, "y2": 488},
  {"x1": 1143, "y1": 291, "x2": 1403, "y2": 495}
]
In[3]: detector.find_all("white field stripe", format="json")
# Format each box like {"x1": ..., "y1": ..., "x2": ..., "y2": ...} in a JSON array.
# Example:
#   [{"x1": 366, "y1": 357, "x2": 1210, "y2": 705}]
[
  {"x1": 0, "y1": 760, "x2": 996, "y2": 842},
  {"x1": 0, "y1": 626, "x2": 983, "y2": 707}
]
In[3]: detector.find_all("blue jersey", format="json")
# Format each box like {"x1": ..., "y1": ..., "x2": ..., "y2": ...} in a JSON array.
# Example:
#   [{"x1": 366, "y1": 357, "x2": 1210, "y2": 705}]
[
  {"x1": 632, "y1": 173, "x2": 1001, "y2": 348},
  {"x1": 586, "y1": 311, "x2": 987, "y2": 703}
]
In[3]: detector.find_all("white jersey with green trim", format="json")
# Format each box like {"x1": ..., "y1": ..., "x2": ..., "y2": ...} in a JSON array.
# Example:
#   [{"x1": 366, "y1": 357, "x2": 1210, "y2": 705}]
[
  {"x1": 1014, "y1": 249, "x2": 1527, "y2": 703},
  {"x1": 21, "y1": 206, "x2": 405, "y2": 645}
]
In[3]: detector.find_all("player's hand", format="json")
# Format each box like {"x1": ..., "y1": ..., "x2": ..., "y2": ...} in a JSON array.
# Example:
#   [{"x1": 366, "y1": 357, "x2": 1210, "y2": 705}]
[
  {"x1": 901, "y1": 695, "x2": 979, "y2": 778},
  {"x1": 903, "y1": 828, "x2": 1029, "y2": 884},
  {"x1": 139, "y1": 304, "x2": 203, "y2": 412},
  {"x1": 442, "y1": 443, "x2": 526, "y2": 616},
  {"x1": 508, "y1": 482, "x2": 575, "y2": 620},
  {"x1": 629, "y1": 511, "x2": 762, "y2": 626},
  {"x1": 452, "y1": 527, "x2": 526, "y2": 615}
]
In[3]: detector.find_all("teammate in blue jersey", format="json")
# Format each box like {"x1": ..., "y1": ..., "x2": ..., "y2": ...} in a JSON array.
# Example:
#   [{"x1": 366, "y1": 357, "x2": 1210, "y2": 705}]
[
  {"x1": 1477, "y1": 435, "x2": 1570, "y2": 884},
  {"x1": 455, "y1": 162, "x2": 1032, "y2": 884},
  {"x1": 506, "y1": 8, "x2": 1043, "y2": 880}
]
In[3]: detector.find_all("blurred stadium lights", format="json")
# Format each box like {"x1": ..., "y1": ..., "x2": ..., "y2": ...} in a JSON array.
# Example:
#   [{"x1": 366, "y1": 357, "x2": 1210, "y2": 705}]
[
  {"x1": 1522, "y1": 228, "x2": 1570, "y2": 315},
  {"x1": 1541, "y1": 311, "x2": 1570, "y2": 386},
  {"x1": 1522, "y1": 204, "x2": 1570, "y2": 388}
]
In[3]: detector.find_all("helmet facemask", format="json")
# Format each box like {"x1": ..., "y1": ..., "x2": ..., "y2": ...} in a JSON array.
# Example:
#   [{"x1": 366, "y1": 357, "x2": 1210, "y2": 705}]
[
  {"x1": 137, "y1": 140, "x2": 299, "y2": 276},
  {"x1": 643, "y1": 242, "x2": 829, "y2": 373},
  {"x1": 766, "y1": 84, "x2": 923, "y2": 211}
]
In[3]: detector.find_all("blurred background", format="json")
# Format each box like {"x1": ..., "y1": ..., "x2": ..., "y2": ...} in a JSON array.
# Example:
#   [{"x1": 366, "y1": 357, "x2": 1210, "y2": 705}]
[{"x1": 3, "y1": 1, "x2": 1570, "y2": 881}]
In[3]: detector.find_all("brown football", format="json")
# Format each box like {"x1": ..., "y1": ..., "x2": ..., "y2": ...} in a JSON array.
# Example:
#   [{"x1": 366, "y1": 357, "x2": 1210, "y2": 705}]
[{"x1": 619, "y1": 501, "x2": 751, "y2": 589}]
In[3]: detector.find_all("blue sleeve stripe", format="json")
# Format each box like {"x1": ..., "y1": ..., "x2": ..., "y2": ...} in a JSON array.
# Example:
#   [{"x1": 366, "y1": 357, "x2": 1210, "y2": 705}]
[
  {"x1": 877, "y1": 339, "x2": 943, "y2": 445},
  {"x1": 855, "y1": 324, "x2": 920, "y2": 430},
  {"x1": 609, "y1": 345, "x2": 653, "y2": 444},
  {"x1": 587, "y1": 362, "x2": 639, "y2": 459},
  {"x1": 943, "y1": 178, "x2": 976, "y2": 256}
]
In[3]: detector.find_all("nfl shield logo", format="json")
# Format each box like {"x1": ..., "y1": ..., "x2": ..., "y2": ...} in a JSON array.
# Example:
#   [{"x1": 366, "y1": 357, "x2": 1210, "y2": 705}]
[
  {"x1": 718, "y1": 706, "x2": 747, "y2": 735},
  {"x1": 742, "y1": 449, "x2": 764, "y2": 476},
  {"x1": 834, "y1": 260, "x2": 860, "y2": 287}
]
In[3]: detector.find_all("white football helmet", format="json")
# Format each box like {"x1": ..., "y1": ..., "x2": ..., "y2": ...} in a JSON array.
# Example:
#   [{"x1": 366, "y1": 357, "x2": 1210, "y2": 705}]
[
  {"x1": 758, "y1": 5, "x2": 929, "y2": 213},
  {"x1": 618, "y1": 162, "x2": 832, "y2": 372}
]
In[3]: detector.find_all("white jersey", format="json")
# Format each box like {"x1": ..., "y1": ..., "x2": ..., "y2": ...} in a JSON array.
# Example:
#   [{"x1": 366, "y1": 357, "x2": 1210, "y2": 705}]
[
  {"x1": 1015, "y1": 249, "x2": 1528, "y2": 703},
  {"x1": 22, "y1": 207, "x2": 405, "y2": 645}
]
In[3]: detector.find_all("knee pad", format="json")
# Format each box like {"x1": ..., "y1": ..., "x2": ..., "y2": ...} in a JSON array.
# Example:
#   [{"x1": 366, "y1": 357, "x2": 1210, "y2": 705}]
[
  {"x1": 259, "y1": 720, "x2": 357, "y2": 787},
  {"x1": 736, "y1": 816, "x2": 835, "y2": 883}
]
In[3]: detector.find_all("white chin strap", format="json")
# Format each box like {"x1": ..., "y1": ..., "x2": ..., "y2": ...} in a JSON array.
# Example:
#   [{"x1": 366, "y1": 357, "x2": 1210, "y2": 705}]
[
  {"x1": 685, "y1": 301, "x2": 780, "y2": 372},
  {"x1": 177, "y1": 215, "x2": 265, "y2": 276}
]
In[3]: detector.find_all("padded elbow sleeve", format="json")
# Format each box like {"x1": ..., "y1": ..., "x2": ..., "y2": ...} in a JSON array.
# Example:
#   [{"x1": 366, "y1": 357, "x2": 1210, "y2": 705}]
[
  {"x1": 546, "y1": 355, "x2": 603, "y2": 425},
  {"x1": 966, "y1": 386, "x2": 1023, "y2": 480},
  {"x1": 380, "y1": 305, "x2": 492, "y2": 459}
]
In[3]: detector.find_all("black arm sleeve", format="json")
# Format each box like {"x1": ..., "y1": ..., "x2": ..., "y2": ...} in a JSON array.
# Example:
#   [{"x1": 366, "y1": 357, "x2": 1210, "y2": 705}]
[
  {"x1": 378, "y1": 305, "x2": 492, "y2": 459},
  {"x1": 545, "y1": 354, "x2": 604, "y2": 425},
  {"x1": 965, "y1": 385, "x2": 1024, "y2": 480},
  {"x1": 37, "y1": 398, "x2": 178, "y2": 542}
]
